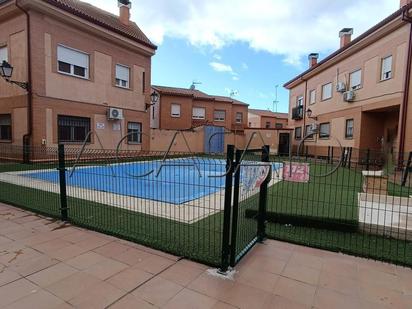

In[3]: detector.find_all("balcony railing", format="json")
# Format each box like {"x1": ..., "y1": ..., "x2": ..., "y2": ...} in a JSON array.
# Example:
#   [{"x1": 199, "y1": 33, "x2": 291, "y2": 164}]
[{"x1": 292, "y1": 106, "x2": 303, "y2": 120}]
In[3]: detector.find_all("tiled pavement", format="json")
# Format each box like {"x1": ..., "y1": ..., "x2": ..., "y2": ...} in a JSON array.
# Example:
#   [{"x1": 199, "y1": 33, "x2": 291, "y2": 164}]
[{"x1": 0, "y1": 203, "x2": 411, "y2": 308}]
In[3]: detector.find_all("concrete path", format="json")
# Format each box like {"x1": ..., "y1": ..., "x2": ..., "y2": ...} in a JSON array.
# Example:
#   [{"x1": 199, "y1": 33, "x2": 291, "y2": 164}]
[{"x1": 0, "y1": 203, "x2": 411, "y2": 308}]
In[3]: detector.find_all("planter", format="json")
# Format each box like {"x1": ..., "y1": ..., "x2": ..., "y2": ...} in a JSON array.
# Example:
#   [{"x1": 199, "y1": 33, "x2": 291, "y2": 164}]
[{"x1": 362, "y1": 170, "x2": 388, "y2": 195}]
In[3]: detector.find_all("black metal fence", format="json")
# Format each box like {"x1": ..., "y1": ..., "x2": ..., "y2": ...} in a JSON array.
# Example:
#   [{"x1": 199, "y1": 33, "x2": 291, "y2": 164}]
[{"x1": 1, "y1": 143, "x2": 412, "y2": 268}]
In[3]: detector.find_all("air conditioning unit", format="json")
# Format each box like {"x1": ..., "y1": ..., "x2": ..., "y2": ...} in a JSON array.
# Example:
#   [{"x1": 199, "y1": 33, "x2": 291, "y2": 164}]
[
  {"x1": 343, "y1": 91, "x2": 355, "y2": 102},
  {"x1": 336, "y1": 81, "x2": 346, "y2": 93},
  {"x1": 310, "y1": 123, "x2": 319, "y2": 132},
  {"x1": 107, "y1": 108, "x2": 123, "y2": 120}
]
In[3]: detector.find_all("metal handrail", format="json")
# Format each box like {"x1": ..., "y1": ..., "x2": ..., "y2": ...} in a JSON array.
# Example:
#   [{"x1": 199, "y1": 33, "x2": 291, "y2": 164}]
[
  {"x1": 115, "y1": 131, "x2": 154, "y2": 178},
  {"x1": 69, "y1": 131, "x2": 115, "y2": 178},
  {"x1": 155, "y1": 130, "x2": 202, "y2": 178}
]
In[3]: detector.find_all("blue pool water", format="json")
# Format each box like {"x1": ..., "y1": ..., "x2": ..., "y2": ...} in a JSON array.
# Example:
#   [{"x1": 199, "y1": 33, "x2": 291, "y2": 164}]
[{"x1": 24, "y1": 159, "x2": 282, "y2": 204}]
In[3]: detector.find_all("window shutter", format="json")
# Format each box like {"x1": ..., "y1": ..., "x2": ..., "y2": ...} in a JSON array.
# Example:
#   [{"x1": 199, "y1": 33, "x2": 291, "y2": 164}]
[
  {"x1": 57, "y1": 45, "x2": 89, "y2": 69},
  {"x1": 116, "y1": 65, "x2": 130, "y2": 81},
  {"x1": 171, "y1": 104, "x2": 180, "y2": 116},
  {"x1": 350, "y1": 70, "x2": 361, "y2": 88},
  {"x1": 193, "y1": 107, "x2": 205, "y2": 118}
]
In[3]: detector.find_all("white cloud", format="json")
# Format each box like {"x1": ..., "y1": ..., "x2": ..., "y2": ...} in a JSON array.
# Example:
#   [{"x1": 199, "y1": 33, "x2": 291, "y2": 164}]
[
  {"x1": 213, "y1": 54, "x2": 222, "y2": 60},
  {"x1": 209, "y1": 62, "x2": 233, "y2": 73},
  {"x1": 87, "y1": 0, "x2": 398, "y2": 66},
  {"x1": 232, "y1": 76, "x2": 240, "y2": 81},
  {"x1": 241, "y1": 63, "x2": 248, "y2": 70}
]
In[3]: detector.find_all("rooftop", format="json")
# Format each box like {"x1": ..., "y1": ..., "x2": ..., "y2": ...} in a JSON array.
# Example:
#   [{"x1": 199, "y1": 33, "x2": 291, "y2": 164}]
[{"x1": 249, "y1": 109, "x2": 288, "y2": 118}]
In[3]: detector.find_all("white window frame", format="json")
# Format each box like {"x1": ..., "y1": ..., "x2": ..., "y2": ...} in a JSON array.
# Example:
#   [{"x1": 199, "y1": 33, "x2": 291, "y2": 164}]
[
  {"x1": 127, "y1": 122, "x2": 142, "y2": 144},
  {"x1": 321, "y1": 83, "x2": 332, "y2": 101},
  {"x1": 57, "y1": 45, "x2": 89, "y2": 79},
  {"x1": 296, "y1": 95, "x2": 304, "y2": 107},
  {"x1": 214, "y1": 110, "x2": 226, "y2": 122},
  {"x1": 309, "y1": 90, "x2": 316, "y2": 105},
  {"x1": 0, "y1": 45, "x2": 8, "y2": 63},
  {"x1": 171, "y1": 104, "x2": 181, "y2": 118},
  {"x1": 115, "y1": 64, "x2": 130, "y2": 89},
  {"x1": 349, "y1": 69, "x2": 362, "y2": 90},
  {"x1": 192, "y1": 107, "x2": 206, "y2": 120},
  {"x1": 381, "y1": 56, "x2": 393, "y2": 81},
  {"x1": 235, "y1": 112, "x2": 243, "y2": 124}
]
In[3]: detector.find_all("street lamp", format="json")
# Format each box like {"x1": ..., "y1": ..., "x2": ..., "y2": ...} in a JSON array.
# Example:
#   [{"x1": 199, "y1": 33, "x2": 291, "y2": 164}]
[
  {"x1": 0, "y1": 61, "x2": 29, "y2": 90},
  {"x1": 306, "y1": 108, "x2": 318, "y2": 120},
  {"x1": 146, "y1": 91, "x2": 159, "y2": 111}
]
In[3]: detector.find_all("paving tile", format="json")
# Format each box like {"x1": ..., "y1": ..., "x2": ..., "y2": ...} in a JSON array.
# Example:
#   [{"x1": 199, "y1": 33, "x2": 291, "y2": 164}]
[
  {"x1": 321, "y1": 257, "x2": 358, "y2": 279},
  {"x1": 10, "y1": 255, "x2": 59, "y2": 277},
  {"x1": 68, "y1": 280, "x2": 126, "y2": 308},
  {"x1": 107, "y1": 266, "x2": 153, "y2": 292},
  {"x1": 313, "y1": 287, "x2": 360, "y2": 309},
  {"x1": 235, "y1": 267, "x2": 279, "y2": 293},
  {"x1": 211, "y1": 302, "x2": 238, "y2": 309},
  {"x1": 240, "y1": 255, "x2": 286, "y2": 275},
  {"x1": 75, "y1": 234, "x2": 113, "y2": 251},
  {"x1": 318, "y1": 270, "x2": 359, "y2": 296},
  {"x1": 188, "y1": 272, "x2": 236, "y2": 299},
  {"x1": 262, "y1": 294, "x2": 310, "y2": 309},
  {"x1": 359, "y1": 280, "x2": 406, "y2": 308},
  {"x1": 48, "y1": 245, "x2": 90, "y2": 261},
  {"x1": 357, "y1": 258, "x2": 397, "y2": 275},
  {"x1": 282, "y1": 262, "x2": 320, "y2": 286},
  {"x1": 273, "y1": 277, "x2": 316, "y2": 306},
  {"x1": 0, "y1": 278, "x2": 39, "y2": 307},
  {"x1": 132, "y1": 276, "x2": 183, "y2": 307},
  {"x1": 289, "y1": 252, "x2": 324, "y2": 270},
  {"x1": 134, "y1": 254, "x2": 176, "y2": 274},
  {"x1": 0, "y1": 268, "x2": 21, "y2": 287},
  {"x1": 108, "y1": 294, "x2": 157, "y2": 309},
  {"x1": 252, "y1": 243, "x2": 293, "y2": 261},
  {"x1": 93, "y1": 241, "x2": 131, "y2": 258},
  {"x1": 3, "y1": 289, "x2": 65, "y2": 309},
  {"x1": 358, "y1": 267, "x2": 402, "y2": 292},
  {"x1": 27, "y1": 263, "x2": 78, "y2": 288},
  {"x1": 112, "y1": 247, "x2": 152, "y2": 266},
  {"x1": 163, "y1": 288, "x2": 217, "y2": 309},
  {"x1": 0, "y1": 247, "x2": 43, "y2": 267},
  {"x1": 84, "y1": 258, "x2": 129, "y2": 280},
  {"x1": 65, "y1": 251, "x2": 110, "y2": 270},
  {"x1": 220, "y1": 282, "x2": 270, "y2": 309},
  {"x1": 159, "y1": 261, "x2": 205, "y2": 286},
  {"x1": 30, "y1": 238, "x2": 73, "y2": 254}
]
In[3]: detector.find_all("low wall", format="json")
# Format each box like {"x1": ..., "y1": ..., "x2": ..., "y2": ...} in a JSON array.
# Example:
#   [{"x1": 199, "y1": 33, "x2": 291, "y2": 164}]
[{"x1": 150, "y1": 127, "x2": 205, "y2": 153}]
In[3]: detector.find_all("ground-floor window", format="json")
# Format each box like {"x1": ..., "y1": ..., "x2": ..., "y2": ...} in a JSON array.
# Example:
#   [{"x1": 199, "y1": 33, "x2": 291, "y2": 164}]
[
  {"x1": 0, "y1": 114, "x2": 11, "y2": 141},
  {"x1": 127, "y1": 122, "x2": 142, "y2": 144},
  {"x1": 58, "y1": 115, "x2": 90, "y2": 143},
  {"x1": 295, "y1": 127, "x2": 302, "y2": 140},
  {"x1": 345, "y1": 119, "x2": 354, "y2": 139},
  {"x1": 319, "y1": 122, "x2": 330, "y2": 139}
]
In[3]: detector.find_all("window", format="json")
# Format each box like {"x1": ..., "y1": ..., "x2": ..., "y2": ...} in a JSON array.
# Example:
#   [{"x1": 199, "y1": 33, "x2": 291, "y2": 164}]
[
  {"x1": 115, "y1": 64, "x2": 130, "y2": 88},
  {"x1": 349, "y1": 69, "x2": 362, "y2": 90},
  {"x1": 57, "y1": 45, "x2": 89, "y2": 78},
  {"x1": 295, "y1": 127, "x2": 302, "y2": 140},
  {"x1": 0, "y1": 46, "x2": 8, "y2": 63},
  {"x1": 58, "y1": 116, "x2": 90, "y2": 143},
  {"x1": 192, "y1": 107, "x2": 205, "y2": 119},
  {"x1": 275, "y1": 123, "x2": 283, "y2": 129},
  {"x1": 127, "y1": 122, "x2": 142, "y2": 144},
  {"x1": 297, "y1": 95, "x2": 304, "y2": 107},
  {"x1": 171, "y1": 104, "x2": 181, "y2": 117},
  {"x1": 309, "y1": 90, "x2": 316, "y2": 105},
  {"x1": 345, "y1": 119, "x2": 354, "y2": 139},
  {"x1": 214, "y1": 110, "x2": 226, "y2": 121},
  {"x1": 0, "y1": 114, "x2": 11, "y2": 141},
  {"x1": 305, "y1": 125, "x2": 314, "y2": 140},
  {"x1": 319, "y1": 122, "x2": 330, "y2": 139},
  {"x1": 381, "y1": 56, "x2": 392, "y2": 81},
  {"x1": 321, "y1": 83, "x2": 332, "y2": 101},
  {"x1": 235, "y1": 112, "x2": 243, "y2": 124},
  {"x1": 265, "y1": 122, "x2": 271, "y2": 128}
]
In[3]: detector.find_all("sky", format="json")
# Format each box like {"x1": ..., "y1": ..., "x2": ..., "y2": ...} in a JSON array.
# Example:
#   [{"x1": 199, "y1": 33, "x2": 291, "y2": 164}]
[{"x1": 86, "y1": 0, "x2": 399, "y2": 112}]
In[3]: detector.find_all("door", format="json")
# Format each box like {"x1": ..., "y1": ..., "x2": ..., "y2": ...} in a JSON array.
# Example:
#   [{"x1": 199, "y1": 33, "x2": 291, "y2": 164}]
[
  {"x1": 278, "y1": 133, "x2": 290, "y2": 155},
  {"x1": 204, "y1": 126, "x2": 225, "y2": 153}
]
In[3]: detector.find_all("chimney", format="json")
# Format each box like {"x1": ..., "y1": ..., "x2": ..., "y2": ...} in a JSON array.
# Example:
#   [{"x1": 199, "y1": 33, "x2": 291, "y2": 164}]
[
  {"x1": 339, "y1": 28, "x2": 353, "y2": 48},
  {"x1": 400, "y1": 0, "x2": 412, "y2": 7},
  {"x1": 118, "y1": 0, "x2": 131, "y2": 25},
  {"x1": 308, "y1": 53, "x2": 319, "y2": 68}
]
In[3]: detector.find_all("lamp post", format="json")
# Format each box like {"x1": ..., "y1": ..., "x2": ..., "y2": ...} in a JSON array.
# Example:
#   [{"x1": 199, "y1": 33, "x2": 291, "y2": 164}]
[
  {"x1": 145, "y1": 91, "x2": 159, "y2": 110},
  {"x1": 306, "y1": 108, "x2": 318, "y2": 121},
  {"x1": 0, "y1": 61, "x2": 30, "y2": 90}
]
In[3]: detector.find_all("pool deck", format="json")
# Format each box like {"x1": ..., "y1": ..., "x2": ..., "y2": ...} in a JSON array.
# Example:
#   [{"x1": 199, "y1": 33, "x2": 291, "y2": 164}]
[{"x1": 1, "y1": 203, "x2": 411, "y2": 309}]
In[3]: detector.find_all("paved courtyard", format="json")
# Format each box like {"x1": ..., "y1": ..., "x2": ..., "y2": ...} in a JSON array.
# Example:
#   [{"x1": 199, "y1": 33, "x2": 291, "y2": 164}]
[{"x1": 0, "y1": 203, "x2": 411, "y2": 309}]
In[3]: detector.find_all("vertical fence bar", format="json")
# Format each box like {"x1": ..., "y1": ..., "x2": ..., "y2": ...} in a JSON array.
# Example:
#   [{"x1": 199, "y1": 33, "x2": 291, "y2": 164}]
[
  {"x1": 58, "y1": 144, "x2": 68, "y2": 221},
  {"x1": 220, "y1": 144, "x2": 235, "y2": 273},
  {"x1": 402, "y1": 152, "x2": 412, "y2": 186},
  {"x1": 229, "y1": 149, "x2": 242, "y2": 267},
  {"x1": 366, "y1": 148, "x2": 371, "y2": 171},
  {"x1": 258, "y1": 145, "x2": 270, "y2": 242}
]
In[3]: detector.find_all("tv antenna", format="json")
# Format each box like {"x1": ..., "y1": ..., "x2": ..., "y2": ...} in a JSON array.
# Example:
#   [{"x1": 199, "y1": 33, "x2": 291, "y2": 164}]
[
  {"x1": 229, "y1": 90, "x2": 239, "y2": 98},
  {"x1": 190, "y1": 80, "x2": 202, "y2": 90},
  {"x1": 273, "y1": 84, "x2": 279, "y2": 112}
]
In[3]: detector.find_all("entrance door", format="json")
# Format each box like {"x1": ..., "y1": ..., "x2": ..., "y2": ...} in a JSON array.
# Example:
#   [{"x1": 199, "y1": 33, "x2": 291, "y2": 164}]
[
  {"x1": 278, "y1": 133, "x2": 290, "y2": 155},
  {"x1": 204, "y1": 126, "x2": 225, "y2": 153}
]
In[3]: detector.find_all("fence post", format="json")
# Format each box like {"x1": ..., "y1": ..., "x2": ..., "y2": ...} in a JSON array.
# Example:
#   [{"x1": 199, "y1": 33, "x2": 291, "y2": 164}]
[
  {"x1": 402, "y1": 152, "x2": 412, "y2": 186},
  {"x1": 366, "y1": 149, "x2": 371, "y2": 171},
  {"x1": 229, "y1": 149, "x2": 242, "y2": 267},
  {"x1": 220, "y1": 144, "x2": 235, "y2": 273},
  {"x1": 23, "y1": 136, "x2": 30, "y2": 164},
  {"x1": 58, "y1": 144, "x2": 68, "y2": 221},
  {"x1": 257, "y1": 145, "x2": 270, "y2": 243}
]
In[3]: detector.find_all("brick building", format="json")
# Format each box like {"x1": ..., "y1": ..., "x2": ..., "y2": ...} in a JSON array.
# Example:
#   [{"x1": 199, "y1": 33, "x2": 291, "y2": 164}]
[
  {"x1": 284, "y1": 0, "x2": 412, "y2": 158},
  {"x1": 248, "y1": 109, "x2": 288, "y2": 129},
  {"x1": 0, "y1": 0, "x2": 156, "y2": 152}
]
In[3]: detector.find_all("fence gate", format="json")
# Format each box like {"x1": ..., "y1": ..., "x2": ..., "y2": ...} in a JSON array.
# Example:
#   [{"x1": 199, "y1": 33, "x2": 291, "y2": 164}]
[
  {"x1": 221, "y1": 144, "x2": 270, "y2": 272},
  {"x1": 204, "y1": 126, "x2": 225, "y2": 153}
]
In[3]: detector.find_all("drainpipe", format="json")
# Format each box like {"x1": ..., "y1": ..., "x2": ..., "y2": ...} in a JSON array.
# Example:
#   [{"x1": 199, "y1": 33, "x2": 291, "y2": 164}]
[{"x1": 15, "y1": 0, "x2": 33, "y2": 162}]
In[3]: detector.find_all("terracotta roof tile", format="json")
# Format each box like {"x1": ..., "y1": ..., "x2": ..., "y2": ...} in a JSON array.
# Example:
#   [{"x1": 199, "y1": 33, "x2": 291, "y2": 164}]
[
  {"x1": 41, "y1": 0, "x2": 156, "y2": 49},
  {"x1": 249, "y1": 109, "x2": 288, "y2": 118}
]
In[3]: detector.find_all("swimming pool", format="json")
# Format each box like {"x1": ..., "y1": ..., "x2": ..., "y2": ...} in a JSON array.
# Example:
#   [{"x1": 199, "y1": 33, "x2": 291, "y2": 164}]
[{"x1": 23, "y1": 159, "x2": 282, "y2": 205}]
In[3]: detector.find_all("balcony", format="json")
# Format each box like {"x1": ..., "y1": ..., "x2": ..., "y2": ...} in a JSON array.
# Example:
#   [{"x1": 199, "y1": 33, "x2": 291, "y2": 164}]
[{"x1": 292, "y1": 106, "x2": 303, "y2": 120}]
